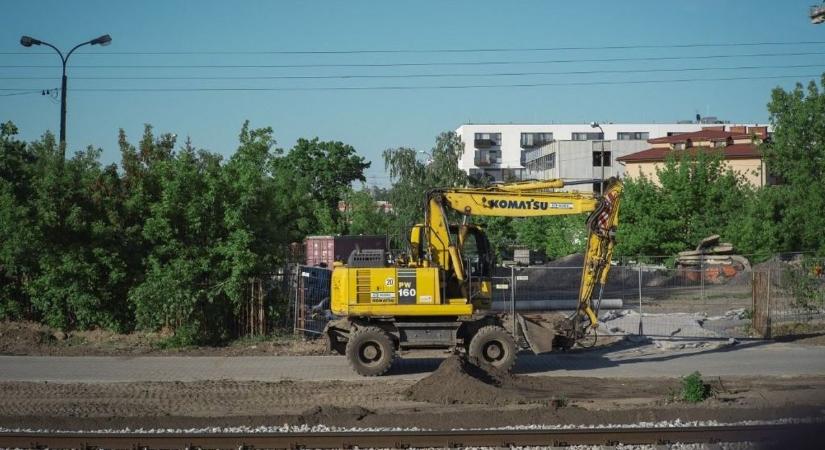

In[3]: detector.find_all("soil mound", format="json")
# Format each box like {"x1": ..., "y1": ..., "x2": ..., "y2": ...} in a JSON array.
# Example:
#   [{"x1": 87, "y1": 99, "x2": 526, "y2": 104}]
[
  {"x1": 406, "y1": 356, "x2": 531, "y2": 405},
  {"x1": 299, "y1": 405, "x2": 372, "y2": 424},
  {"x1": 0, "y1": 321, "x2": 54, "y2": 354},
  {"x1": 546, "y1": 253, "x2": 586, "y2": 268}
]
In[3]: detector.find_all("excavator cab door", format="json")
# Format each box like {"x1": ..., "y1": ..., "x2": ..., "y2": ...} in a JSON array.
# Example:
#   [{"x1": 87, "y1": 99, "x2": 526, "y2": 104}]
[{"x1": 455, "y1": 223, "x2": 494, "y2": 307}]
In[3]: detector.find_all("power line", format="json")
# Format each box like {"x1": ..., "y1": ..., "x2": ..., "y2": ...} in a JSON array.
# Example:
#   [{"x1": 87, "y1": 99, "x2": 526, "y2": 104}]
[
  {"x1": 0, "y1": 89, "x2": 45, "y2": 97},
  {"x1": 3, "y1": 40, "x2": 825, "y2": 55},
  {"x1": 1, "y1": 73, "x2": 817, "y2": 93},
  {"x1": 2, "y1": 63, "x2": 823, "y2": 81},
  {"x1": 2, "y1": 51, "x2": 825, "y2": 69}
]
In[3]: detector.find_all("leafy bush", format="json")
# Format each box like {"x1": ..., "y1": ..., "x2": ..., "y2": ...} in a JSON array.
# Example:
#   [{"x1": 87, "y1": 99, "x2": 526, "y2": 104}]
[
  {"x1": 680, "y1": 371, "x2": 711, "y2": 403},
  {"x1": 0, "y1": 121, "x2": 369, "y2": 346},
  {"x1": 781, "y1": 259, "x2": 825, "y2": 311}
]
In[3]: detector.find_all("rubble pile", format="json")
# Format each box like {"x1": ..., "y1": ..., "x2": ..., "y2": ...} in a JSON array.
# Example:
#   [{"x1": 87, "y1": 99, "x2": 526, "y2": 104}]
[{"x1": 676, "y1": 235, "x2": 751, "y2": 283}]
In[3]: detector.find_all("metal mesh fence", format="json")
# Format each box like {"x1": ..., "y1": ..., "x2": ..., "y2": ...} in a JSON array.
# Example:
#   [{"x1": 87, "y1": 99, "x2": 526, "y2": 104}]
[
  {"x1": 288, "y1": 265, "x2": 332, "y2": 336},
  {"x1": 275, "y1": 256, "x2": 824, "y2": 341},
  {"x1": 760, "y1": 260, "x2": 825, "y2": 333},
  {"x1": 494, "y1": 264, "x2": 752, "y2": 339}
]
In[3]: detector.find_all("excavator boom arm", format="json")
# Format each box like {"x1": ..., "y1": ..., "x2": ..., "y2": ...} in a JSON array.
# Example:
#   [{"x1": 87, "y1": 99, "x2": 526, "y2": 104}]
[{"x1": 424, "y1": 178, "x2": 623, "y2": 335}]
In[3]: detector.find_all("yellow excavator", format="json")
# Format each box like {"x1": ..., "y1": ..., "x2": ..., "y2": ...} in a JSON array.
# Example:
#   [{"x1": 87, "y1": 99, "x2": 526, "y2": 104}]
[{"x1": 324, "y1": 177, "x2": 623, "y2": 376}]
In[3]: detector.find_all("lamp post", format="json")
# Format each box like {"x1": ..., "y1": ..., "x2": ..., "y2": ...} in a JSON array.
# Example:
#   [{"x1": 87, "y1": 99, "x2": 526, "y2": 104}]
[
  {"x1": 590, "y1": 122, "x2": 606, "y2": 195},
  {"x1": 20, "y1": 34, "x2": 112, "y2": 157},
  {"x1": 418, "y1": 150, "x2": 434, "y2": 166}
]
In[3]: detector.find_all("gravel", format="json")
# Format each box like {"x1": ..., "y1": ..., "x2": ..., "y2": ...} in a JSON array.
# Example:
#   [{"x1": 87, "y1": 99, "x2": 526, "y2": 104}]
[{"x1": 0, "y1": 415, "x2": 820, "y2": 435}]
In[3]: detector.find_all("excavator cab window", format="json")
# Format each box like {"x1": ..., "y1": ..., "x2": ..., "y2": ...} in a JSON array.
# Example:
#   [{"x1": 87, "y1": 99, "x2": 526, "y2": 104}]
[{"x1": 454, "y1": 224, "x2": 494, "y2": 278}]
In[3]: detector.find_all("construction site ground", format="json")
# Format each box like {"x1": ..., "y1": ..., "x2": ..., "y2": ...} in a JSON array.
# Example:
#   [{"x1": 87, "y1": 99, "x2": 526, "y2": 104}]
[
  {"x1": 1, "y1": 365, "x2": 824, "y2": 431},
  {"x1": 2, "y1": 320, "x2": 824, "y2": 432},
  {"x1": 0, "y1": 321, "x2": 327, "y2": 357}
]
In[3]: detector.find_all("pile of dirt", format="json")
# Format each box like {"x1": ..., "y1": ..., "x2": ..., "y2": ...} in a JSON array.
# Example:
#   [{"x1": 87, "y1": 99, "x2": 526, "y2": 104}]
[
  {"x1": 299, "y1": 405, "x2": 372, "y2": 424},
  {"x1": 406, "y1": 356, "x2": 549, "y2": 406},
  {"x1": 0, "y1": 321, "x2": 55, "y2": 354},
  {"x1": 546, "y1": 253, "x2": 586, "y2": 268}
]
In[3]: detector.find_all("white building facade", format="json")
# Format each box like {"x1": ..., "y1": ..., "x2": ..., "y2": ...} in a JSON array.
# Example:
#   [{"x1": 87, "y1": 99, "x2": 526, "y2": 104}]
[{"x1": 455, "y1": 121, "x2": 765, "y2": 192}]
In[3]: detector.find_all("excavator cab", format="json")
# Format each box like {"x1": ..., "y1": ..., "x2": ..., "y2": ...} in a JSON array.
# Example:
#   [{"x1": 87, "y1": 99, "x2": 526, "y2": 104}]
[{"x1": 407, "y1": 222, "x2": 494, "y2": 307}]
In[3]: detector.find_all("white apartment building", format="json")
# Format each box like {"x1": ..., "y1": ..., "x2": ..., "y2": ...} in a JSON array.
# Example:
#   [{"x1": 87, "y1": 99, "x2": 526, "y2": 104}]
[{"x1": 455, "y1": 120, "x2": 766, "y2": 192}]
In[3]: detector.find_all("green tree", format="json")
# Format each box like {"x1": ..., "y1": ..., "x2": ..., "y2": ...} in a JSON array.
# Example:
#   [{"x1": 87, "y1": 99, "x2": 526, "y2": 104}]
[
  {"x1": 762, "y1": 74, "x2": 825, "y2": 254},
  {"x1": 340, "y1": 187, "x2": 392, "y2": 235},
  {"x1": 383, "y1": 131, "x2": 468, "y2": 246},
  {"x1": 616, "y1": 151, "x2": 749, "y2": 260},
  {"x1": 284, "y1": 138, "x2": 370, "y2": 235},
  {"x1": 0, "y1": 121, "x2": 39, "y2": 319},
  {"x1": 512, "y1": 215, "x2": 589, "y2": 259}
]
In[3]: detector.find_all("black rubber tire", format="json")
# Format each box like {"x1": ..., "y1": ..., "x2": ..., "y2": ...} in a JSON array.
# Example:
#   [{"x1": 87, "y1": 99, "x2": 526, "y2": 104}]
[
  {"x1": 345, "y1": 326, "x2": 394, "y2": 376},
  {"x1": 467, "y1": 325, "x2": 517, "y2": 372}
]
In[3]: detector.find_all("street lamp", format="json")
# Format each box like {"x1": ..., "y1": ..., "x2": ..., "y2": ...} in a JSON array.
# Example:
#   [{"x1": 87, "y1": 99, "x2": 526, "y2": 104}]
[
  {"x1": 20, "y1": 34, "x2": 112, "y2": 156},
  {"x1": 590, "y1": 121, "x2": 606, "y2": 195},
  {"x1": 418, "y1": 150, "x2": 434, "y2": 166}
]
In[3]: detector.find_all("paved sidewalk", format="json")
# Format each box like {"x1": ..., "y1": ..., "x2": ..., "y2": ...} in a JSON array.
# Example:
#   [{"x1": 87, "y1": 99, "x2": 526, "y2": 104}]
[{"x1": 1, "y1": 341, "x2": 823, "y2": 382}]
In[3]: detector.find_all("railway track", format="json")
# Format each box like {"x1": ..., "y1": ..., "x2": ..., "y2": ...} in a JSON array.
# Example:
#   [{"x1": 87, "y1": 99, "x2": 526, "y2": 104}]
[{"x1": 0, "y1": 423, "x2": 819, "y2": 449}]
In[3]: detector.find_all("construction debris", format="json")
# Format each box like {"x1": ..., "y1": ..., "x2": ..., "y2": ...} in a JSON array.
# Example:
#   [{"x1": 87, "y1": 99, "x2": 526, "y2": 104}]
[{"x1": 675, "y1": 235, "x2": 751, "y2": 283}]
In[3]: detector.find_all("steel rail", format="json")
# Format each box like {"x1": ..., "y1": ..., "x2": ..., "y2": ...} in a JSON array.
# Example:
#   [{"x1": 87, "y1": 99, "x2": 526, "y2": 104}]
[{"x1": 0, "y1": 423, "x2": 819, "y2": 449}]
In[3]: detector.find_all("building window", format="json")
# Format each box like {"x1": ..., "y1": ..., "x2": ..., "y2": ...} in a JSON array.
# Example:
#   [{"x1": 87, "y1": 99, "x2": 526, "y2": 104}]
[
  {"x1": 474, "y1": 132, "x2": 501, "y2": 148},
  {"x1": 474, "y1": 149, "x2": 501, "y2": 166},
  {"x1": 667, "y1": 131, "x2": 688, "y2": 137},
  {"x1": 520, "y1": 132, "x2": 553, "y2": 148},
  {"x1": 572, "y1": 132, "x2": 604, "y2": 141},
  {"x1": 470, "y1": 169, "x2": 497, "y2": 183},
  {"x1": 592, "y1": 151, "x2": 612, "y2": 167},
  {"x1": 593, "y1": 182, "x2": 604, "y2": 195},
  {"x1": 502, "y1": 168, "x2": 525, "y2": 182},
  {"x1": 543, "y1": 152, "x2": 556, "y2": 170},
  {"x1": 527, "y1": 152, "x2": 556, "y2": 171},
  {"x1": 617, "y1": 132, "x2": 649, "y2": 140}
]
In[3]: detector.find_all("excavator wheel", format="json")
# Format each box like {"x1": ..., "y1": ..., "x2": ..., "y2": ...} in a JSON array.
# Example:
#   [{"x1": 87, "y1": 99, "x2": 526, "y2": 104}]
[
  {"x1": 345, "y1": 326, "x2": 394, "y2": 376},
  {"x1": 468, "y1": 325, "x2": 517, "y2": 372}
]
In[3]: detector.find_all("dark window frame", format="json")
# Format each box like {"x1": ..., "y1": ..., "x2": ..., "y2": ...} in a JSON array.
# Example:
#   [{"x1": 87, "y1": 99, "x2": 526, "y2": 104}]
[
  {"x1": 617, "y1": 131, "x2": 650, "y2": 141},
  {"x1": 592, "y1": 151, "x2": 612, "y2": 167},
  {"x1": 520, "y1": 132, "x2": 554, "y2": 147},
  {"x1": 572, "y1": 132, "x2": 605, "y2": 141}
]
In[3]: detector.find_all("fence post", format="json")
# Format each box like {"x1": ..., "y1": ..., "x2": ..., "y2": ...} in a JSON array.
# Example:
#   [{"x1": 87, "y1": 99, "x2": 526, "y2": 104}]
[
  {"x1": 510, "y1": 266, "x2": 516, "y2": 335},
  {"x1": 700, "y1": 254, "x2": 706, "y2": 304},
  {"x1": 292, "y1": 266, "x2": 300, "y2": 336},
  {"x1": 637, "y1": 260, "x2": 644, "y2": 336},
  {"x1": 766, "y1": 269, "x2": 772, "y2": 339}
]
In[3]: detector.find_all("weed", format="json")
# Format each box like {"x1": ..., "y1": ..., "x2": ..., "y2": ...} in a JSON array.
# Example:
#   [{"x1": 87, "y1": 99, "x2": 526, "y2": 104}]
[
  {"x1": 664, "y1": 387, "x2": 680, "y2": 404},
  {"x1": 551, "y1": 393, "x2": 568, "y2": 408},
  {"x1": 680, "y1": 371, "x2": 712, "y2": 403}
]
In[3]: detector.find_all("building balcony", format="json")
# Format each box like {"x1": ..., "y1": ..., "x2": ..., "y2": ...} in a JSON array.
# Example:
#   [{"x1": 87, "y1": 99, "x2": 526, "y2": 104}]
[{"x1": 474, "y1": 138, "x2": 497, "y2": 148}]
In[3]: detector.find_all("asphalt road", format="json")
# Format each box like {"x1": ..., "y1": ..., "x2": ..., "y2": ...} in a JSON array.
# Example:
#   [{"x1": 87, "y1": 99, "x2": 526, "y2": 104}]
[{"x1": 1, "y1": 340, "x2": 823, "y2": 382}]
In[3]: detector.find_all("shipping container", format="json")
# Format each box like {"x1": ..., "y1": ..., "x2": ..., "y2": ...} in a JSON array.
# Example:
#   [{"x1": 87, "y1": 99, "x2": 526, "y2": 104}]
[{"x1": 304, "y1": 235, "x2": 388, "y2": 267}]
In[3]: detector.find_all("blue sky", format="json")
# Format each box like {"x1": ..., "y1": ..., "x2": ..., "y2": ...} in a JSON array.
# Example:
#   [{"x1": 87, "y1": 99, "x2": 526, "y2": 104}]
[{"x1": 2, "y1": 0, "x2": 823, "y2": 186}]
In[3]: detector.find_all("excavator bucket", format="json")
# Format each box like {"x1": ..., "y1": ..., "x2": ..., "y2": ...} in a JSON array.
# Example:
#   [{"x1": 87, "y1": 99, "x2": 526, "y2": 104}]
[{"x1": 517, "y1": 313, "x2": 570, "y2": 354}]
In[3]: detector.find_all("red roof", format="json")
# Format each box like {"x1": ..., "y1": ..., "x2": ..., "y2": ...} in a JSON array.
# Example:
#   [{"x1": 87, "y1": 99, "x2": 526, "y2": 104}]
[
  {"x1": 617, "y1": 144, "x2": 761, "y2": 163},
  {"x1": 647, "y1": 129, "x2": 751, "y2": 144}
]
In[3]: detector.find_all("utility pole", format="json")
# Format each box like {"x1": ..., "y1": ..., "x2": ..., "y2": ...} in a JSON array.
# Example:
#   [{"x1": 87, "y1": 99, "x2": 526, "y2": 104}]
[{"x1": 20, "y1": 34, "x2": 112, "y2": 158}]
